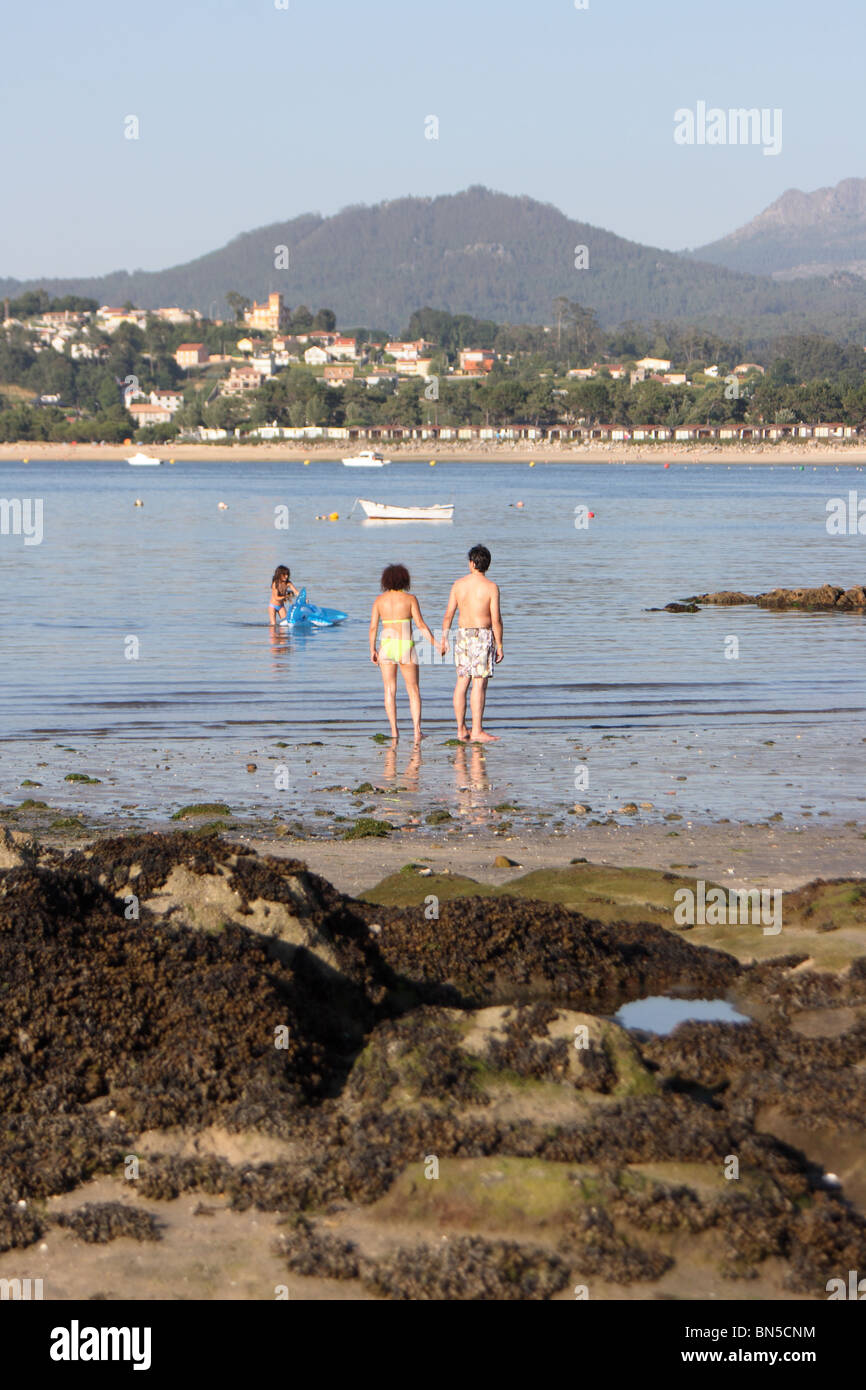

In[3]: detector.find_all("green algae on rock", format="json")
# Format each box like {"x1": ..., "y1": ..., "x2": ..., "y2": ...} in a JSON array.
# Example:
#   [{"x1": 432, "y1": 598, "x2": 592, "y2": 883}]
[
  {"x1": 343, "y1": 817, "x2": 393, "y2": 839},
  {"x1": 171, "y1": 802, "x2": 232, "y2": 820}
]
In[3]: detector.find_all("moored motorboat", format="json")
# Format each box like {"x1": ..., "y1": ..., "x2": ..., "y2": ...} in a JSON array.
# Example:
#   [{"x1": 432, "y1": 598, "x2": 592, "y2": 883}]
[
  {"x1": 342, "y1": 450, "x2": 390, "y2": 467},
  {"x1": 127, "y1": 452, "x2": 162, "y2": 466}
]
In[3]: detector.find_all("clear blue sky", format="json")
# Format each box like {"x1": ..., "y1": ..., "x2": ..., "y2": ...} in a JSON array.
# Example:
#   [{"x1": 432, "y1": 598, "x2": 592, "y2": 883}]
[{"x1": 2, "y1": 0, "x2": 863, "y2": 279}]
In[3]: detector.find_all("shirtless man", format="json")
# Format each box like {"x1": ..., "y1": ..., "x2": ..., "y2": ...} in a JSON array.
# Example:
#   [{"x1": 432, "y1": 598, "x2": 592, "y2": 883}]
[{"x1": 441, "y1": 544, "x2": 503, "y2": 743}]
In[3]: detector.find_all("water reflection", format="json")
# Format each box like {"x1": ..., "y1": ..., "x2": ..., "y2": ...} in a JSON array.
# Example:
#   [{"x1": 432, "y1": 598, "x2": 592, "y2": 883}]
[
  {"x1": 453, "y1": 742, "x2": 491, "y2": 824},
  {"x1": 268, "y1": 626, "x2": 289, "y2": 660},
  {"x1": 383, "y1": 737, "x2": 423, "y2": 791},
  {"x1": 614, "y1": 996, "x2": 750, "y2": 1035}
]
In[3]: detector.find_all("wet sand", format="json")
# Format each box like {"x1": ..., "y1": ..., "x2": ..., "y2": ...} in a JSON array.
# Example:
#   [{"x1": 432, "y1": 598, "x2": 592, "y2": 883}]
[
  {"x1": 248, "y1": 818, "x2": 866, "y2": 899},
  {"x1": 7, "y1": 806, "x2": 865, "y2": 899}
]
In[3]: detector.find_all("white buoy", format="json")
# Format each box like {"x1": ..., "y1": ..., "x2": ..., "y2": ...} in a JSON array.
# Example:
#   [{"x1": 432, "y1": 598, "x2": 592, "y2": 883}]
[
  {"x1": 134, "y1": 498, "x2": 143, "y2": 507},
  {"x1": 218, "y1": 501, "x2": 229, "y2": 510}
]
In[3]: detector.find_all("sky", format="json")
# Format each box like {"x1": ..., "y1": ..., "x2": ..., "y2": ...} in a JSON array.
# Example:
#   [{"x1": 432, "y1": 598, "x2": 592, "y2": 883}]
[{"x1": 2, "y1": 0, "x2": 864, "y2": 280}]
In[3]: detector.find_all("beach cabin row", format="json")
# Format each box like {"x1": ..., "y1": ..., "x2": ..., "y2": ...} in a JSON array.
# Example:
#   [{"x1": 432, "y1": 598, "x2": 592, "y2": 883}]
[{"x1": 232, "y1": 422, "x2": 861, "y2": 444}]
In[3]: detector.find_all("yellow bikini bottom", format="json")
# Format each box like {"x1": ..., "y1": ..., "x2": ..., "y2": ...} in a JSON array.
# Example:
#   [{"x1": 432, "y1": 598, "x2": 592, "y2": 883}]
[{"x1": 379, "y1": 621, "x2": 415, "y2": 664}]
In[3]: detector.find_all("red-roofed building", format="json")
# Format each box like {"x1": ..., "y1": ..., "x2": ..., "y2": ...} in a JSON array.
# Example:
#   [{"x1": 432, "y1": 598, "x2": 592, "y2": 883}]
[
  {"x1": 219, "y1": 364, "x2": 264, "y2": 396},
  {"x1": 175, "y1": 343, "x2": 210, "y2": 368},
  {"x1": 329, "y1": 336, "x2": 358, "y2": 360},
  {"x1": 458, "y1": 349, "x2": 495, "y2": 374},
  {"x1": 129, "y1": 402, "x2": 173, "y2": 427}
]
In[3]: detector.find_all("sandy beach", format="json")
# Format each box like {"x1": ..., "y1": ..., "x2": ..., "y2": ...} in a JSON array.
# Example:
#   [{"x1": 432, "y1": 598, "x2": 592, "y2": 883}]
[{"x1": 3, "y1": 440, "x2": 866, "y2": 464}]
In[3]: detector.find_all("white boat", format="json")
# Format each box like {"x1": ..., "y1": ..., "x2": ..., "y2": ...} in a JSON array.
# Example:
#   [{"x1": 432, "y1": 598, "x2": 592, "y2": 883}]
[
  {"x1": 127, "y1": 452, "x2": 162, "y2": 466},
  {"x1": 355, "y1": 497, "x2": 454, "y2": 522},
  {"x1": 342, "y1": 450, "x2": 390, "y2": 467}
]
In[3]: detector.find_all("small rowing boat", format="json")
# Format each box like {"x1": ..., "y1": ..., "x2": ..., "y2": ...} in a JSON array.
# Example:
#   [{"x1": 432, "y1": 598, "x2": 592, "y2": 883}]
[{"x1": 355, "y1": 498, "x2": 454, "y2": 521}]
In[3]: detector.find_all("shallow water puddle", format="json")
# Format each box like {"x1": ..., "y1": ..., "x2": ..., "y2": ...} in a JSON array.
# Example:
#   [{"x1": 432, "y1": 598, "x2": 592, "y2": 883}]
[{"x1": 614, "y1": 995, "x2": 750, "y2": 1034}]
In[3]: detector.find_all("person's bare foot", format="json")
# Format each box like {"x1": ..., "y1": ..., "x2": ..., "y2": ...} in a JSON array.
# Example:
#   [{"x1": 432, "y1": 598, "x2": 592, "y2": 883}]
[
  {"x1": 456, "y1": 726, "x2": 470, "y2": 741},
  {"x1": 413, "y1": 731, "x2": 427, "y2": 743},
  {"x1": 470, "y1": 730, "x2": 499, "y2": 742}
]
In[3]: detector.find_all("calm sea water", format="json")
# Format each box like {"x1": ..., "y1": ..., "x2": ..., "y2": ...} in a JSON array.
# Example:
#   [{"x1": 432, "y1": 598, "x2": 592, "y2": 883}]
[{"x1": 1, "y1": 457, "x2": 864, "y2": 827}]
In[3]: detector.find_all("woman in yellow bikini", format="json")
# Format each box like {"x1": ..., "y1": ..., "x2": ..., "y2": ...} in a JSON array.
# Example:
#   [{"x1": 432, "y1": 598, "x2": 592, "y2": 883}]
[{"x1": 369, "y1": 564, "x2": 443, "y2": 742}]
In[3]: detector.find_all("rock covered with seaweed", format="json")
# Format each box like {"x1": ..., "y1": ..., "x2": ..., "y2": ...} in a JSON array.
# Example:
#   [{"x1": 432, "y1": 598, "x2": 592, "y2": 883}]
[{"x1": 1, "y1": 831, "x2": 864, "y2": 1299}]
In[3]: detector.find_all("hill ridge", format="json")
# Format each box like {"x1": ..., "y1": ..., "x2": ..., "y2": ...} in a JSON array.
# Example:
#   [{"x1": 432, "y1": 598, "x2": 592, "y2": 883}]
[{"x1": 4, "y1": 186, "x2": 866, "y2": 337}]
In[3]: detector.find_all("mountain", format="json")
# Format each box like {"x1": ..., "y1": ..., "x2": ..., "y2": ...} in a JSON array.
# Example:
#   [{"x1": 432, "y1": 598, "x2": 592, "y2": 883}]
[
  {"x1": 691, "y1": 177, "x2": 866, "y2": 281},
  {"x1": 4, "y1": 186, "x2": 866, "y2": 337}
]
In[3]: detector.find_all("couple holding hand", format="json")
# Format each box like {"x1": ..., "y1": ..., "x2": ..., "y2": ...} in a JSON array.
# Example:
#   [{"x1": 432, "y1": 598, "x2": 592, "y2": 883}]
[{"x1": 369, "y1": 545, "x2": 503, "y2": 744}]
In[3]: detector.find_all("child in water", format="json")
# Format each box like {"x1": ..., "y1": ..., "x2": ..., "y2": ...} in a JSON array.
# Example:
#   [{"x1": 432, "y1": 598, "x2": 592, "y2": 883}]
[{"x1": 269, "y1": 565, "x2": 299, "y2": 625}]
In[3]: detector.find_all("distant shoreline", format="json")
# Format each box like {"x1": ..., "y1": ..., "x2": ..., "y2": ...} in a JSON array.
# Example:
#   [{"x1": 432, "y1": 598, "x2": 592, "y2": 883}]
[{"x1": 3, "y1": 441, "x2": 866, "y2": 465}]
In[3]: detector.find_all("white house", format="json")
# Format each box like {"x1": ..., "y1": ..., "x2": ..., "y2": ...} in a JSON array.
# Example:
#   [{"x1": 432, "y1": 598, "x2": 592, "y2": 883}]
[
  {"x1": 50, "y1": 329, "x2": 75, "y2": 352},
  {"x1": 150, "y1": 389, "x2": 184, "y2": 413},
  {"x1": 69, "y1": 341, "x2": 106, "y2": 361},
  {"x1": 250, "y1": 352, "x2": 275, "y2": 378},
  {"x1": 328, "y1": 336, "x2": 358, "y2": 360},
  {"x1": 636, "y1": 356, "x2": 672, "y2": 373},
  {"x1": 385, "y1": 339, "x2": 427, "y2": 363},
  {"x1": 129, "y1": 402, "x2": 173, "y2": 427},
  {"x1": 304, "y1": 345, "x2": 331, "y2": 366},
  {"x1": 155, "y1": 307, "x2": 198, "y2": 325},
  {"x1": 97, "y1": 306, "x2": 148, "y2": 333}
]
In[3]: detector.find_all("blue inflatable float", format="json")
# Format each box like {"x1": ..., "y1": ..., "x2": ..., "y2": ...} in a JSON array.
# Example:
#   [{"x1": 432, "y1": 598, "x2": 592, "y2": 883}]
[{"x1": 281, "y1": 587, "x2": 347, "y2": 628}]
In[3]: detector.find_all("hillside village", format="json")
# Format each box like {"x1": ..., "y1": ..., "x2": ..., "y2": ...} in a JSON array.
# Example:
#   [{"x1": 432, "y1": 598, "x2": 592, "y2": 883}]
[{"x1": 1, "y1": 290, "x2": 865, "y2": 446}]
